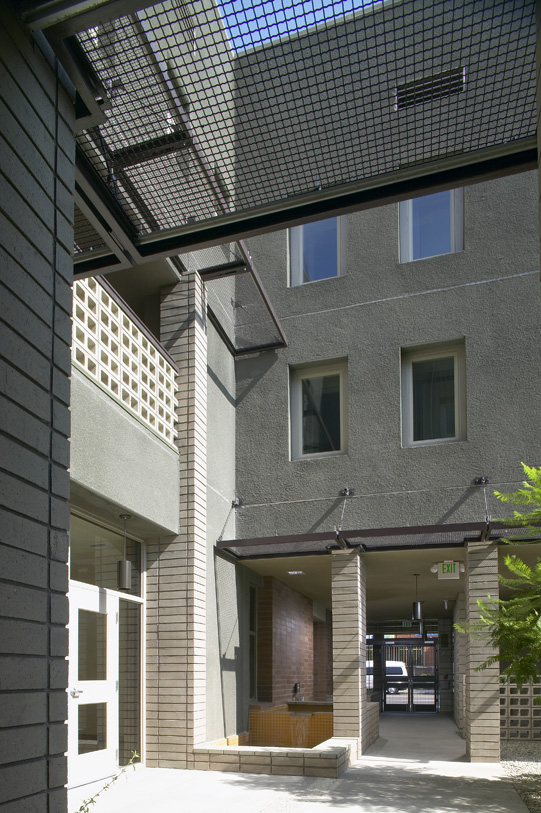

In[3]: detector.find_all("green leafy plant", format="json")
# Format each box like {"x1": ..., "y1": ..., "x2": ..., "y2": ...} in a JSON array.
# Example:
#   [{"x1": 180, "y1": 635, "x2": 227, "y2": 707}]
[
  {"x1": 74, "y1": 751, "x2": 139, "y2": 813},
  {"x1": 456, "y1": 463, "x2": 541, "y2": 687}
]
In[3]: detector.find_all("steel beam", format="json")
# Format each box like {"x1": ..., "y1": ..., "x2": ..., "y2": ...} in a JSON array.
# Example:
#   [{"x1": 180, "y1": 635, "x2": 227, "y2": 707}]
[
  {"x1": 135, "y1": 139, "x2": 537, "y2": 259},
  {"x1": 21, "y1": 0, "x2": 160, "y2": 33}
]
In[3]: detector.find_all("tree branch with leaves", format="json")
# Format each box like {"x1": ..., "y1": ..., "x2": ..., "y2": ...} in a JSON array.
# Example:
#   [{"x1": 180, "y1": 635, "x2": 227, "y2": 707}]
[{"x1": 456, "y1": 463, "x2": 541, "y2": 687}]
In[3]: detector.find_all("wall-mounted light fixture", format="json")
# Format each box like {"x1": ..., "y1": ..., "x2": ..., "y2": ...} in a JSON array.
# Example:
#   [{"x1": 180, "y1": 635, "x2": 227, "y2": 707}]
[{"x1": 118, "y1": 513, "x2": 132, "y2": 591}]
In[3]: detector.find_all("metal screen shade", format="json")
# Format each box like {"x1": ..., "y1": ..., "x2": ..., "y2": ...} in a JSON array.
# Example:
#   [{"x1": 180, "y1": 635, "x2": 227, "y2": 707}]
[{"x1": 67, "y1": 0, "x2": 536, "y2": 257}]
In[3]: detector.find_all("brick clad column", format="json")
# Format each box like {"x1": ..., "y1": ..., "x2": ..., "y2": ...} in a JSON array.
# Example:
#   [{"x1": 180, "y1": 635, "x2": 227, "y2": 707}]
[
  {"x1": 465, "y1": 541, "x2": 500, "y2": 762},
  {"x1": 331, "y1": 550, "x2": 366, "y2": 752},
  {"x1": 146, "y1": 272, "x2": 207, "y2": 768},
  {"x1": 453, "y1": 593, "x2": 466, "y2": 737}
]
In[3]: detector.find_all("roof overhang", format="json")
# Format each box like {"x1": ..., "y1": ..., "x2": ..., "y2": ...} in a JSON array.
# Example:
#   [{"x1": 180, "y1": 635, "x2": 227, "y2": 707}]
[{"x1": 217, "y1": 521, "x2": 541, "y2": 560}]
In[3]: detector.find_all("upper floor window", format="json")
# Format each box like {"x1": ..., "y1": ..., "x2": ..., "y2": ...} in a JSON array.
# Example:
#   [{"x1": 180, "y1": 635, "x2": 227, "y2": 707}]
[
  {"x1": 399, "y1": 189, "x2": 463, "y2": 262},
  {"x1": 289, "y1": 217, "x2": 346, "y2": 286},
  {"x1": 290, "y1": 360, "x2": 347, "y2": 459},
  {"x1": 401, "y1": 342, "x2": 466, "y2": 447}
]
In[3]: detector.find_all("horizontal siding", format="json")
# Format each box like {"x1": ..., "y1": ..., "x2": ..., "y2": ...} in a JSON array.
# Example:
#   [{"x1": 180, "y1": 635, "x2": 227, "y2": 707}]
[{"x1": 0, "y1": 6, "x2": 74, "y2": 811}]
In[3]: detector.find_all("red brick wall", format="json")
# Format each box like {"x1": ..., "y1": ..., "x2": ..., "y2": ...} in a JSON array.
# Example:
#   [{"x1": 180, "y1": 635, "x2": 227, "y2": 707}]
[
  {"x1": 313, "y1": 609, "x2": 333, "y2": 700},
  {"x1": 256, "y1": 578, "x2": 274, "y2": 702},
  {"x1": 256, "y1": 577, "x2": 314, "y2": 705}
]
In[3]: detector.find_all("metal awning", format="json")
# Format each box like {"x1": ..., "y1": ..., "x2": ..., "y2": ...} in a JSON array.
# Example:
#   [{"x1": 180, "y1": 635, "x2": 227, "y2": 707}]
[
  {"x1": 217, "y1": 521, "x2": 541, "y2": 559},
  {"x1": 28, "y1": 0, "x2": 536, "y2": 264}
]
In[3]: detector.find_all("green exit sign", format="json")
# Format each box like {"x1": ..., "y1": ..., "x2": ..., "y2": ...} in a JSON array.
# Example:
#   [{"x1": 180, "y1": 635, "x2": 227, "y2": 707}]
[{"x1": 439, "y1": 561, "x2": 459, "y2": 580}]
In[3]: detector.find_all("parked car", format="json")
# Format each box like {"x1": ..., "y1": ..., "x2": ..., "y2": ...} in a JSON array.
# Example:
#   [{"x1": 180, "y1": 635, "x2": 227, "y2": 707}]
[{"x1": 366, "y1": 660, "x2": 408, "y2": 693}]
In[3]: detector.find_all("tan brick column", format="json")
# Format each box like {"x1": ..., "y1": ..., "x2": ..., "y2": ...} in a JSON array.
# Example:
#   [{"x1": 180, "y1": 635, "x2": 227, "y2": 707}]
[
  {"x1": 465, "y1": 541, "x2": 500, "y2": 762},
  {"x1": 537, "y1": 0, "x2": 541, "y2": 255},
  {"x1": 453, "y1": 592, "x2": 466, "y2": 737},
  {"x1": 146, "y1": 272, "x2": 207, "y2": 768},
  {"x1": 331, "y1": 549, "x2": 366, "y2": 753}
]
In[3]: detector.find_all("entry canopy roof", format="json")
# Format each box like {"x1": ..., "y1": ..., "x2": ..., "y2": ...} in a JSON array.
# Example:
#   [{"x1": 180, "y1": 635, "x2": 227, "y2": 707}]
[
  {"x1": 217, "y1": 521, "x2": 541, "y2": 559},
  {"x1": 28, "y1": 0, "x2": 537, "y2": 266}
]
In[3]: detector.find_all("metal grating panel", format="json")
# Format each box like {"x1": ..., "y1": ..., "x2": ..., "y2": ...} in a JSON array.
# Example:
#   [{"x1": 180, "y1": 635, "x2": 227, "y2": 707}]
[
  {"x1": 71, "y1": 0, "x2": 535, "y2": 247},
  {"x1": 396, "y1": 68, "x2": 466, "y2": 110},
  {"x1": 206, "y1": 270, "x2": 285, "y2": 352},
  {"x1": 74, "y1": 203, "x2": 107, "y2": 254}
]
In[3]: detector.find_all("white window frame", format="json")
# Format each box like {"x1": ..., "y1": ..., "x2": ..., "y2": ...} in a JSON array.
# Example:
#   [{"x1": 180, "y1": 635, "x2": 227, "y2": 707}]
[
  {"x1": 399, "y1": 188, "x2": 463, "y2": 263},
  {"x1": 401, "y1": 343, "x2": 466, "y2": 448},
  {"x1": 288, "y1": 216, "x2": 347, "y2": 286},
  {"x1": 290, "y1": 360, "x2": 348, "y2": 460}
]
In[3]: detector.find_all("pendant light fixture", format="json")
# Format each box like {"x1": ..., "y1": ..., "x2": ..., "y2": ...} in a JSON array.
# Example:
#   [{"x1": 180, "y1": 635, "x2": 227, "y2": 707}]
[
  {"x1": 412, "y1": 573, "x2": 422, "y2": 621},
  {"x1": 118, "y1": 513, "x2": 132, "y2": 591}
]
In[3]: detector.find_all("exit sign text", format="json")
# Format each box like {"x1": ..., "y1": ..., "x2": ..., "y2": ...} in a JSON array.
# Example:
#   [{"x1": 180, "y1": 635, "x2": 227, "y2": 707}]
[{"x1": 439, "y1": 561, "x2": 460, "y2": 580}]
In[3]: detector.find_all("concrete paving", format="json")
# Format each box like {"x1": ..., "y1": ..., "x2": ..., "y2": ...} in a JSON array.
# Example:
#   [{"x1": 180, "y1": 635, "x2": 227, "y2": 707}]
[{"x1": 68, "y1": 714, "x2": 529, "y2": 813}]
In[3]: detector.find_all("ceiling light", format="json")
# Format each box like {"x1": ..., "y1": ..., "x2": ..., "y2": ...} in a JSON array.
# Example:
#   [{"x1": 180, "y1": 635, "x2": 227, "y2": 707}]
[{"x1": 287, "y1": 570, "x2": 305, "y2": 576}]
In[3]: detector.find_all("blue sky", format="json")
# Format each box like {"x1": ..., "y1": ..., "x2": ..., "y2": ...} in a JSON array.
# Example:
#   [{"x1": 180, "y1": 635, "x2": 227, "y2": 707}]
[{"x1": 218, "y1": 0, "x2": 383, "y2": 51}]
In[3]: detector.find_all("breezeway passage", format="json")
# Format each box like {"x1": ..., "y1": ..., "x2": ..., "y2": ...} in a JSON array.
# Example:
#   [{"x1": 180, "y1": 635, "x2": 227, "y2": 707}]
[{"x1": 69, "y1": 715, "x2": 529, "y2": 813}]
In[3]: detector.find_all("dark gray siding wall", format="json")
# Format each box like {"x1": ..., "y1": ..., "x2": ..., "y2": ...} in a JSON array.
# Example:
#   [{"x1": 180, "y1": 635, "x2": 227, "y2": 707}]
[{"x1": 0, "y1": 9, "x2": 74, "y2": 811}]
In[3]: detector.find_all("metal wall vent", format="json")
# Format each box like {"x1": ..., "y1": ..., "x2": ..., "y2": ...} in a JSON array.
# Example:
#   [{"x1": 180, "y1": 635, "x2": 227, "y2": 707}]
[{"x1": 396, "y1": 68, "x2": 465, "y2": 110}]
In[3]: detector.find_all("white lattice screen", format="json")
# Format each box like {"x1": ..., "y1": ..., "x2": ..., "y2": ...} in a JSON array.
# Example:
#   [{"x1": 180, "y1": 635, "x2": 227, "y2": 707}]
[{"x1": 72, "y1": 277, "x2": 178, "y2": 445}]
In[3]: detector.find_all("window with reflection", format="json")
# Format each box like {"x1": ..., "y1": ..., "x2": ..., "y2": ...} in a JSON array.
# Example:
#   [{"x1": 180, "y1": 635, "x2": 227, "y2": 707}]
[{"x1": 70, "y1": 515, "x2": 141, "y2": 596}]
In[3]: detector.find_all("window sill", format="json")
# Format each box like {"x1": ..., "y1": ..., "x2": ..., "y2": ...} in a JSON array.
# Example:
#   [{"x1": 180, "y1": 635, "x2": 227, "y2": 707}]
[
  {"x1": 291, "y1": 450, "x2": 347, "y2": 462},
  {"x1": 402, "y1": 437, "x2": 466, "y2": 449}
]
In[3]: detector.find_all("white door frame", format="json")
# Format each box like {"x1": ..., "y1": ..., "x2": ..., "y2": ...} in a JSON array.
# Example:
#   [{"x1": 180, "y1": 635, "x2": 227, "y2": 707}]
[{"x1": 67, "y1": 581, "x2": 119, "y2": 789}]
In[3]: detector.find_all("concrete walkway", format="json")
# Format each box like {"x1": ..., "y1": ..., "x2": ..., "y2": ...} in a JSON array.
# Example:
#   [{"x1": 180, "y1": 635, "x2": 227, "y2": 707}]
[{"x1": 68, "y1": 715, "x2": 529, "y2": 813}]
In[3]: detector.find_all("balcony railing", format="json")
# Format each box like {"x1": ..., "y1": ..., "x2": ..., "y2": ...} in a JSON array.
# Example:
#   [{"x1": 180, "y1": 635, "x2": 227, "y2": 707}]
[{"x1": 72, "y1": 276, "x2": 178, "y2": 446}]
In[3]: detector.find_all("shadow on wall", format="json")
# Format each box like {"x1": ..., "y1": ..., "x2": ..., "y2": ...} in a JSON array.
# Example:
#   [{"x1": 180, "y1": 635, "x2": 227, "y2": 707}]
[
  {"x1": 207, "y1": 363, "x2": 236, "y2": 407},
  {"x1": 436, "y1": 487, "x2": 478, "y2": 524},
  {"x1": 213, "y1": 550, "x2": 258, "y2": 738},
  {"x1": 234, "y1": 351, "x2": 278, "y2": 406},
  {"x1": 307, "y1": 497, "x2": 345, "y2": 533}
]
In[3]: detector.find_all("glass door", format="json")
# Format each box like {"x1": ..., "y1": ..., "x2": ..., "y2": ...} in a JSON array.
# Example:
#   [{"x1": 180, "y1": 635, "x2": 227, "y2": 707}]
[{"x1": 68, "y1": 582, "x2": 119, "y2": 788}]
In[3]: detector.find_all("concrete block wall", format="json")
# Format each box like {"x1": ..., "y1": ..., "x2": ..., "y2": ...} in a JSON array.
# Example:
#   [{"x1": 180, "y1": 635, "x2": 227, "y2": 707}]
[
  {"x1": 453, "y1": 593, "x2": 466, "y2": 736},
  {"x1": 465, "y1": 542, "x2": 500, "y2": 761},
  {"x1": 313, "y1": 610, "x2": 332, "y2": 700},
  {"x1": 361, "y1": 702, "x2": 380, "y2": 753},
  {"x1": 500, "y1": 682, "x2": 541, "y2": 740},
  {"x1": 145, "y1": 272, "x2": 208, "y2": 768},
  {"x1": 438, "y1": 619, "x2": 453, "y2": 714},
  {"x1": 193, "y1": 738, "x2": 354, "y2": 777},
  {"x1": 0, "y1": 8, "x2": 74, "y2": 810},
  {"x1": 332, "y1": 550, "x2": 366, "y2": 748}
]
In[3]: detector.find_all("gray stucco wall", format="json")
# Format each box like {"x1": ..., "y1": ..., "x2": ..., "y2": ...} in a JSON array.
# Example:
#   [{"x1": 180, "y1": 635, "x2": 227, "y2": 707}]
[
  {"x1": 0, "y1": 10, "x2": 74, "y2": 811},
  {"x1": 206, "y1": 319, "x2": 251, "y2": 740},
  {"x1": 70, "y1": 368, "x2": 180, "y2": 534},
  {"x1": 235, "y1": 171, "x2": 540, "y2": 538}
]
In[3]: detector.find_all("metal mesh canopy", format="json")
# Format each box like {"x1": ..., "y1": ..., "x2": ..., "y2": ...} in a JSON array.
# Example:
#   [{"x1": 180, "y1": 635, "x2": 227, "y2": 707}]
[
  {"x1": 218, "y1": 521, "x2": 541, "y2": 559},
  {"x1": 205, "y1": 271, "x2": 286, "y2": 352},
  {"x1": 70, "y1": 0, "x2": 535, "y2": 255},
  {"x1": 74, "y1": 203, "x2": 107, "y2": 253}
]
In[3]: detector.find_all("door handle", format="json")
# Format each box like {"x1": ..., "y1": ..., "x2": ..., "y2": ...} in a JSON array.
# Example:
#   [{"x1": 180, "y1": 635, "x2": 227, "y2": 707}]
[{"x1": 70, "y1": 688, "x2": 84, "y2": 698}]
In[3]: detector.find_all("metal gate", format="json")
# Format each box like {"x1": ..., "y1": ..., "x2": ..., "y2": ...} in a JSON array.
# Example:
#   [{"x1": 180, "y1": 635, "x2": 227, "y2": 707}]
[{"x1": 380, "y1": 640, "x2": 438, "y2": 712}]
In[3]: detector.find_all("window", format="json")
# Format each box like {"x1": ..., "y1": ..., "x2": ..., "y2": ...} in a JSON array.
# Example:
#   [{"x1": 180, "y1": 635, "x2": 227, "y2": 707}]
[
  {"x1": 289, "y1": 217, "x2": 345, "y2": 285},
  {"x1": 401, "y1": 343, "x2": 466, "y2": 447},
  {"x1": 290, "y1": 361, "x2": 347, "y2": 459},
  {"x1": 399, "y1": 189, "x2": 463, "y2": 262}
]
